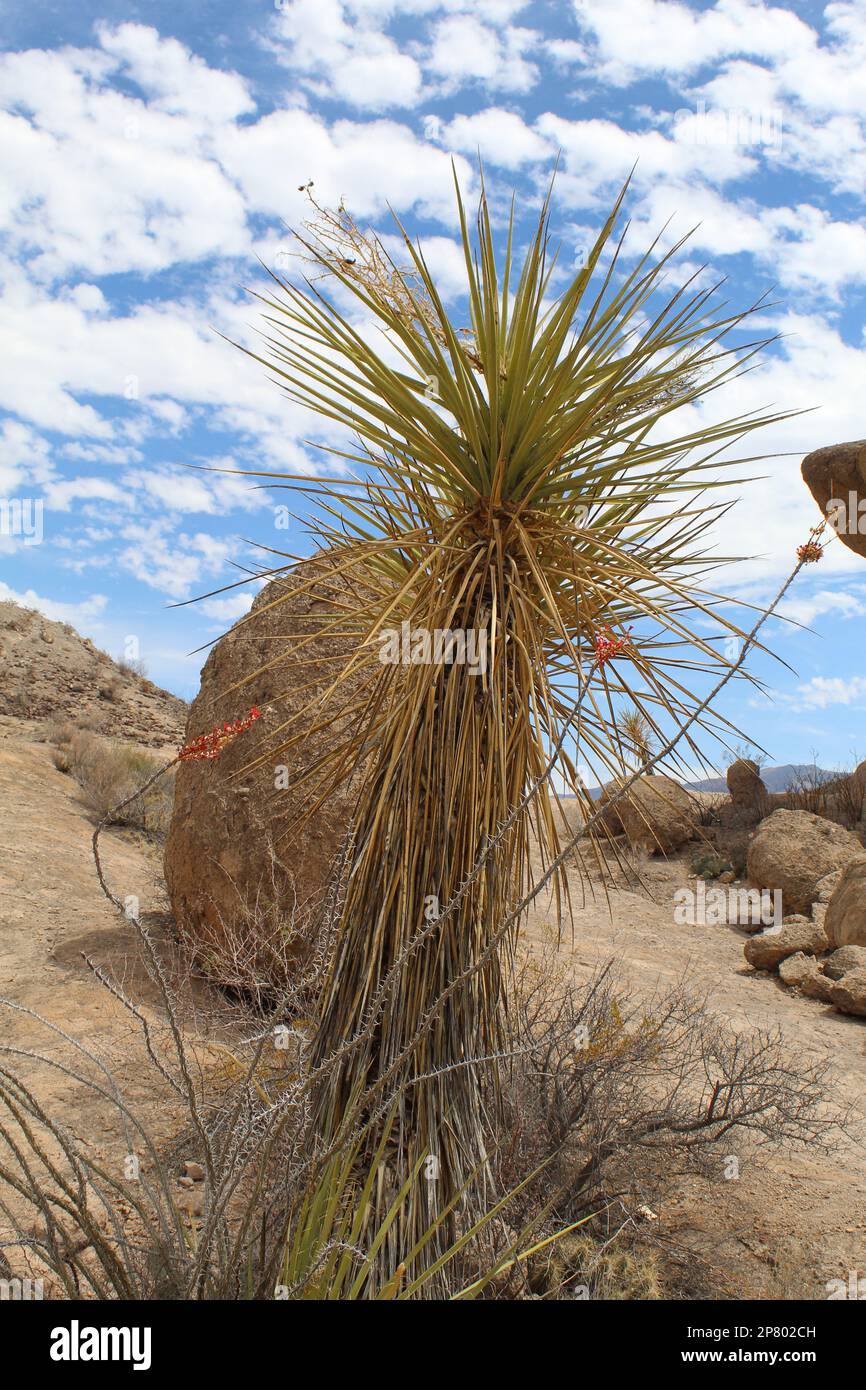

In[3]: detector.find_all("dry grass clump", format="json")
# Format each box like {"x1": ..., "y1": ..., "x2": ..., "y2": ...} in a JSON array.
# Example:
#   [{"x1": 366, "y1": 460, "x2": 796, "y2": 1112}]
[
  {"x1": 48, "y1": 726, "x2": 174, "y2": 839},
  {"x1": 532, "y1": 1228, "x2": 664, "y2": 1300}
]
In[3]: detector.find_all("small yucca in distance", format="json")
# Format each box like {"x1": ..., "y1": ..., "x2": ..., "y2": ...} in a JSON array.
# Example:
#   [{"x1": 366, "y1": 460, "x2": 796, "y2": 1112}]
[{"x1": 222, "y1": 170, "x2": 792, "y2": 1267}]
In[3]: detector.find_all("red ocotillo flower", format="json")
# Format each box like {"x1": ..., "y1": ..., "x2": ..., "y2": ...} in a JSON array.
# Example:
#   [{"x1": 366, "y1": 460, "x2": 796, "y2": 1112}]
[
  {"x1": 594, "y1": 624, "x2": 632, "y2": 669},
  {"x1": 796, "y1": 521, "x2": 826, "y2": 565},
  {"x1": 178, "y1": 706, "x2": 261, "y2": 762},
  {"x1": 796, "y1": 539, "x2": 824, "y2": 564}
]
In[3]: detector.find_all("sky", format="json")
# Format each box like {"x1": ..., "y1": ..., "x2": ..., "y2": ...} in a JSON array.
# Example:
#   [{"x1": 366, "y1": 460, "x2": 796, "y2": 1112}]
[{"x1": 1, "y1": 0, "x2": 865, "y2": 773}]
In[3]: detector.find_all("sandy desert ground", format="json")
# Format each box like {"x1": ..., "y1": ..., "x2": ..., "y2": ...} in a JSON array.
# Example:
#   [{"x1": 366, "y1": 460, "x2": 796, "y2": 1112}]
[{"x1": 1, "y1": 720, "x2": 863, "y2": 1298}]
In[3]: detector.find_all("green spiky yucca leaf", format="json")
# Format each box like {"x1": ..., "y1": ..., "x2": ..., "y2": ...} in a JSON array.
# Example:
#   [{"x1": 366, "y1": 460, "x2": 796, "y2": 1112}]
[{"x1": 218, "y1": 172, "x2": 793, "y2": 1275}]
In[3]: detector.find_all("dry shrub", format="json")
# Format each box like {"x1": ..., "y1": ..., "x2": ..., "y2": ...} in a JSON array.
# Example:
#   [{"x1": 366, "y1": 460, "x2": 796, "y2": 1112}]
[
  {"x1": 535, "y1": 1229, "x2": 663, "y2": 1300},
  {"x1": 50, "y1": 727, "x2": 174, "y2": 839},
  {"x1": 0, "y1": 912, "x2": 845, "y2": 1301},
  {"x1": 174, "y1": 847, "x2": 339, "y2": 1017},
  {"x1": 0, "y1": 907, "x2": 549, "y2": 1301},
  {"x1": 784, "y1": 760, "x2": 864, "y2": 829},
  {"x1": 489, "y1": 941, "x2": 843, "y2": 1297},
  {"x1": 117, "y1": 655, "x2": 147, "y2": 678}
]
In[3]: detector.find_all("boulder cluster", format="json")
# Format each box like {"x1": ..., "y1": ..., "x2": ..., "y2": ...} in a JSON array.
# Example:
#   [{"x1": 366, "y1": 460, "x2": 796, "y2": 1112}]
[{"x1": 743, "y1": 812, "x2": 866, "y2": 1017}]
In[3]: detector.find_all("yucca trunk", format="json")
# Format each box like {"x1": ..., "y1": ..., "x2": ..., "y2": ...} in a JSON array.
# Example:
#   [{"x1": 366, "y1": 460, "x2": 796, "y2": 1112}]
[{"x1": 312, "y1": 524, "x2": 552, "y2": 1263}]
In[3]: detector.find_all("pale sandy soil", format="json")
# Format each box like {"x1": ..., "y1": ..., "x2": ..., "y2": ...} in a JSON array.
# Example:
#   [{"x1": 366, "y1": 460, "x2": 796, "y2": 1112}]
[
  {"x1": 0, "y1": 732, "x2": 235, "y2": 1289},
  {"x1": 1, "y1": 730, "x2": 864, "y2": 1298}
]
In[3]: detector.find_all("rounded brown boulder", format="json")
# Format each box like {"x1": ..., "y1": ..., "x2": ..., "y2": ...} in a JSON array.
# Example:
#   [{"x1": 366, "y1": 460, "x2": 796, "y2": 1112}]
[
  {"x1": 824, "y1": 860, "x2": 866, "y2": 948},
  {"x1": 600, "y1": 774, "x2": 698, "y2": 854},
  {"x1": 164, "y1": 553, "x2": 377, "y2": 991},
  {"x1": 801, "y1": 439, "x2": 866, "y2": 560},
  {"x1": 746, "y1": 809, "x2": 866, "y2": 916}
]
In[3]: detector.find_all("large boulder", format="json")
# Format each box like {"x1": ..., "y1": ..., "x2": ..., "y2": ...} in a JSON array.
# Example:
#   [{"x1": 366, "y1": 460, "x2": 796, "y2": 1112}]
[
  {"x1": 824, "y1": 860, "x2": 866, "y2": 947},
  {"x1": 727, "y1": 757, "x2": 769, "y2": 814},
  {"x1": 600, "y1": 774, "x2": 698, "y2": 853},
  {"x1": 164, "y1": 553, "x2": 380, "y2": 990},
  {"x1": 801, "y1": 439, "x2": 866, "y2": 560},
  {"x1": 828, "y1": 968, "x2": 866, "y2": 1018},
  {"x1": 746, "y1": 809, "x2": 865, "y2": 916},
  {"x1": 744, "y1": 917, "x2": 829, "y2": 972}
]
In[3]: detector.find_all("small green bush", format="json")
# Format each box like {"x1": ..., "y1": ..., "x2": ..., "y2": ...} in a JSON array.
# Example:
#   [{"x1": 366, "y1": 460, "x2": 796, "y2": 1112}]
[{"x1": 689, "y1": 848, "x2": 733, "y2": 880}]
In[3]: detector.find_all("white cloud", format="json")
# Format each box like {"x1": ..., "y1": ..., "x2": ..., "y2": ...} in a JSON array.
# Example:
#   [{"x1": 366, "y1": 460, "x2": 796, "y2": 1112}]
[
  {"x1": 0, "y1": 39, "x2": 251, "y2": 281},
  {"x1": 0, "y1": 419, "x2": 54, "y2": 495},
  {"x1": 785, "y1": 675, "x2": 866, "y2": 710},
  {"x1": 570, "y1": 0, "x2": 814, "y2": 85},
  {"x1": 95, "y1": 22, "x2": 254, "y2": 121},
  {"x1": 442, "y1": 108, "x2": 554, "y2": 169},
  {"x1": 537, "y1": 112, "x2": 755, "y2": 195},
  {"x1": 271, "y1": 0, "x2": 423, "y2": 110},
  {"x1": 427, "y1": 15, "x2": 540, "y2": 93},
  {"x1": 217, "y1": 107, "x2": 475, "y2": 224},
  {"x1": 117, "y1": 522, "x2": 235, "y2": 600},
  {"x1": 44, "y1": 476, "x2": 126, "y2": 511},
  {"x1": 0, "y1": 580, "x2": 108, "y2": 627},
  {"x1": 199, "y1": 592, "x2": 256, "y2": 623},
  {"x1": 776, "y1": 587, "x2": 866, "y2": 627},
  {"x1": 130, "y1": 462, "x2": 266, "y2": 515}
]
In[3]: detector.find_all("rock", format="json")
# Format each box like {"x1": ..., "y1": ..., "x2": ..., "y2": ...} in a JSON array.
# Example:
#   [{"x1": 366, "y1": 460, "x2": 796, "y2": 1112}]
[
  {"x1": 813, "y1": 869, "x2": 844, "y2": 903},
  {"x1": 823, "y1": 945, "x2": 866, "y2": 980},
  {"x1": 828, "y1": 968, "x2": 866, "y2": 1018},
  {"x1": 744, "y1": 917, "x2": 829, "y2": 972},
  {"x1": 182, "y1": 1161, "x2": 205, "y2": 1183},
  {"x1": 164, "y1": 553, "x2": 384, "y2": 989},
  {"x1": 746, "y1": 810, "x2": 866, "y2": 916},
  {"x1": 177, "y1": 1190, "x2": 204, "y2": 1218},
  {"x1": 599, "y1": 775, "x2": 697, "y2": 854},
  {"x1": 799, "y1": 970, "x2": 836, "y2": 1003},
  {"x1": 801, "y1": 439, "x2": 866, "y2": 560},
  {"x1": 778, "y1": 951, "x2": 816, "y2": 987},
  {"x1": 727, "y1": 758, "x2": 769, "y2": 813},
  {"x1": 778, "y1": 952, "x2": 833, "y2": 1001},
  {"x1": 825, "y1": 860, "x2": 866, "y2": 947}
]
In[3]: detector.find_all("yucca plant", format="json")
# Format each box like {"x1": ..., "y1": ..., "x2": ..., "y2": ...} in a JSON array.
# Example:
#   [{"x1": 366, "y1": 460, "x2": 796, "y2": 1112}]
[{"x1": 225, "y1": 171, "x2": 792, "y2": 1267}]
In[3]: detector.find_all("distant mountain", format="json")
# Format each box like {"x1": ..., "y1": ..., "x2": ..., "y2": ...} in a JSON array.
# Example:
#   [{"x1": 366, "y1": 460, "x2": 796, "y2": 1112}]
[
  {"x1": 686, "y1": 764, "x2": 836, "y2": 794},
  {"x1": 554, "y1": 762, "x2": 839, "y2": 801}
]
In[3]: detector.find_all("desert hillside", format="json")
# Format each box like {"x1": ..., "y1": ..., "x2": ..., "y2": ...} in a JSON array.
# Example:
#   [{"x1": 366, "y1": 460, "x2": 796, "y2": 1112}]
[{"x1": 0, "y1": 601, "x2": 187, "y2": 747}]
